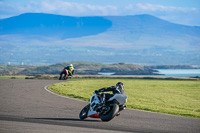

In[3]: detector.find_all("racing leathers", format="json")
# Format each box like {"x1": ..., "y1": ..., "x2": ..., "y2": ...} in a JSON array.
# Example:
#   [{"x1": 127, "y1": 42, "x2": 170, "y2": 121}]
[{"x1": 65, "y1": 66, "x2": 74, "y2": 76}]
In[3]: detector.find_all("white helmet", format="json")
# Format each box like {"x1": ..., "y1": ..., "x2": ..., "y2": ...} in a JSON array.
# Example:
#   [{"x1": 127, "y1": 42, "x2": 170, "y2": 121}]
[{"x1": 70, "y1": 64, "x2": 73, "y2": 67}]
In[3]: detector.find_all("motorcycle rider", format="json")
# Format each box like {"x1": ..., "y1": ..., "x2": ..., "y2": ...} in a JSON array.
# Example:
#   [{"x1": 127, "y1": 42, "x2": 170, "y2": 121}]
[
  {"x1": 59, "y1": 64, "x2": 74, "y2": 80},
  {"x1": 94, "y1": 82, "x2": 126, "y2": 115},
  {"x1": 64, "y1": 64, "x2": 74, "y2": 76}
]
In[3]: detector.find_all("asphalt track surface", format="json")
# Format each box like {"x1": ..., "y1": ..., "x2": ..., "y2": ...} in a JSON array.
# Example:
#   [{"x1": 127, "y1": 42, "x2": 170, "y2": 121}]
[{"x1": 0, "y1": 79, "x2": 199, "y2": 133}]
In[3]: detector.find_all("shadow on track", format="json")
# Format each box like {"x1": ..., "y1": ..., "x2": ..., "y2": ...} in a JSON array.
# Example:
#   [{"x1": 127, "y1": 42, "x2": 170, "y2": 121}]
[{"x1": 32, "y1": 117, "x2": 100, "y2": 122}]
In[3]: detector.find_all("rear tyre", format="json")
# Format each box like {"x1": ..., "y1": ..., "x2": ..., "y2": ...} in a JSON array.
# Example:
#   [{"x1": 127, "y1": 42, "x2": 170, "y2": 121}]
[
  {"x1": 100, "y1": 103, "x2": 119, "y2": 122},
  {"x1": 79, "y1": 104, "x2": 89, "y2": 120}
]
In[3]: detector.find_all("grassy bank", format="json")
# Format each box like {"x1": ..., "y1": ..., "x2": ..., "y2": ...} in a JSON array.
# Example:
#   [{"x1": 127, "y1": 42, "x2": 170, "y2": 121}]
[
  {"x1": 49, "y1": 78, "x2": 200, "y2": 118},
  {"x1": 0, "y1": 74, "x2": 199, "y2": 81}
]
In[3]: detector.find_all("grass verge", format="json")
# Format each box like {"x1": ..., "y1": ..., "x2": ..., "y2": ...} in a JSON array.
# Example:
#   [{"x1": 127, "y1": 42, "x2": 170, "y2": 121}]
[
  {"x1": 0, "y1": 74, "x2": 199, "y2": 80},
  {"x1": 49, "y1": 78, "x2": 200, "y2": 118}
]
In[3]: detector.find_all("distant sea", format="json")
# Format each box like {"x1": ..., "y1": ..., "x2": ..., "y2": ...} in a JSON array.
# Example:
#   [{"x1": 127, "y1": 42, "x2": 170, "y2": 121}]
[
  {"x1": 155, "y1": 69, "x2": 200, "y2": 77},
  {"x1": 98, "y1": 69, "x2": 200, "y2": 77}
]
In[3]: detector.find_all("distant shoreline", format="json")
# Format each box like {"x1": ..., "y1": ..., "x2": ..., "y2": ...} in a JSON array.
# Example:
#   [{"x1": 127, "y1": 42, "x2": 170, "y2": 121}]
[
  {"x1": 0, "y1": 74, "x2": 199, "y2": 81},
  {"x1": 1, "y1": 62, "x2": 200, "y2": 76}
]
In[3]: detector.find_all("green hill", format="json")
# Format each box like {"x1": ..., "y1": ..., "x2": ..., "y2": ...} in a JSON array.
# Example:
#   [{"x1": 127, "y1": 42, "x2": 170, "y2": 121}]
[{"x1": 0, "y1": 62, "x2": 158, "y2": 75}]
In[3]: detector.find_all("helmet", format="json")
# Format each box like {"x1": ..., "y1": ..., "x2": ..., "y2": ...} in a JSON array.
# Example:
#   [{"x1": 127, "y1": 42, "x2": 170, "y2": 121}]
[
  {"x1": 70, "y1": 64, "x2": 73, "y2": 67},
  {"x1": 116, "y1": 82, "x2": 124, "y2": 88}
]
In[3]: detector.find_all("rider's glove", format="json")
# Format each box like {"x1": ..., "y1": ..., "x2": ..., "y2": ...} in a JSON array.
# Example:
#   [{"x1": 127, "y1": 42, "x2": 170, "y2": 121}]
[{"x1": 95, "y1": 90, "x2": 99, "y2": 94}]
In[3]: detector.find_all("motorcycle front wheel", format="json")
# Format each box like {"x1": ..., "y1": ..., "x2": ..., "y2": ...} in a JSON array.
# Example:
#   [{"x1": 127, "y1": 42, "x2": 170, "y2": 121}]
[{"x1": 79, "y1": 104, "x2": 89, "y2": 120}]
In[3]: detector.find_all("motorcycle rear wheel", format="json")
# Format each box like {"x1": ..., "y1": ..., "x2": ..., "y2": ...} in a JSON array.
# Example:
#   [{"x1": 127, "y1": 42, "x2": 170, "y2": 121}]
[
  {"x1": 100, "y1": 103, "x2": 119, "y2": 121},
  {"x1": 59, "y1": 73, "x2": 68, "y2": 80}
]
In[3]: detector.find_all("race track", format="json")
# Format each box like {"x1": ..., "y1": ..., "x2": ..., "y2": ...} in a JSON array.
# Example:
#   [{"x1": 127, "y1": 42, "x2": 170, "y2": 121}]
[{"x1": 0, "y1": 79, "x2": 199, "y2": 133}]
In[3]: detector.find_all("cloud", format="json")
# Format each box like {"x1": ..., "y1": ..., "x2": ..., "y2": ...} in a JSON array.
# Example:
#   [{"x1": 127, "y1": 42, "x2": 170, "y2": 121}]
[
  {"x1": 0, "y1": 0, "x2": 118, "y2": 18},
  {"x1": 0, "y1": 1, "x2": 199, "y2": 26},
  {"x1": 125, "y1": 3, "x2": 197, "y2": 12},
  {"x1": 124, "y1": 3, "x2": 200, "y2": 26}
]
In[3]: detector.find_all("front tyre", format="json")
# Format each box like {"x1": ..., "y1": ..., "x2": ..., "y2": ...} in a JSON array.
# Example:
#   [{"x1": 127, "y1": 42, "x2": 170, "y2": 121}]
[
  {"x1": 79, "y1": 104, "x2": 89, "y2": 120},
  {"x1": 59, "y1": 73, "x2": 67, "y2": 80},
  {"x1": 100, "y1": 103, "x2": 119, "y2": 122}
]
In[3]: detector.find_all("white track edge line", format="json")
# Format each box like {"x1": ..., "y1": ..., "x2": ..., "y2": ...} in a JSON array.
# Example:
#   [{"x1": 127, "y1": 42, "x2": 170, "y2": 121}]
[
  {"x1": 44, "y1": 85, "x2": 193, "y2": 118},
  {"x1": 44, "y1": 85, "x2": 88, "y2": 103},
  {"x1": 44, "y1": 85, "x2": 156, "y2": 114},
  {"x1": 44, "y1": 85, "x2": 164, "y2": 114}
]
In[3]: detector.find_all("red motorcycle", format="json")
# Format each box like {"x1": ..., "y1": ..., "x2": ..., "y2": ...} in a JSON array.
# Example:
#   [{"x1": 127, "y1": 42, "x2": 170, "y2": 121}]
[{"x1": 59, "y1": 68, "x2": 69, "y2": 80}]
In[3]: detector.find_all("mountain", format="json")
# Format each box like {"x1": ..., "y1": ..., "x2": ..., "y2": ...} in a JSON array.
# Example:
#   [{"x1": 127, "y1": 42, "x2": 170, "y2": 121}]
[
  {"x1": 0, "y1": 13, "x2": 200, "y2": 65},
  {"x1": 0, "y1": 13, "x2": 112, "y2": 39}
]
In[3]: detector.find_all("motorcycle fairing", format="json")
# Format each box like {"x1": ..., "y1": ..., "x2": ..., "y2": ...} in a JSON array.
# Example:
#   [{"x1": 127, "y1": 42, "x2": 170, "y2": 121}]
[
  {"x1": 88, "y1": 112, "x2": 100, "y2": 118},
  {"x1": 87, "y1": 106, "x2": 100, "y2": 118},
  {"x1": 107, "y1": 94, "x2": 127, "y2": 105},
  {"x1": 62, "y1": 68, "x2": 69, "y2": 75}
]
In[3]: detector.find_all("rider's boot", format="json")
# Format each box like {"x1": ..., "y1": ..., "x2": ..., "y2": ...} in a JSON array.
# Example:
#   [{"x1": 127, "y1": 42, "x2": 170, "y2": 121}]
[
  {"x1": 116, "y1": 112, "x2": 120, "y2": 116},
  {"x1": 119, "y1": 105, "x2": 126, "y2": 112},
  {"x1": 116, "y1": 105, "x2": 126, "y2": 116}
]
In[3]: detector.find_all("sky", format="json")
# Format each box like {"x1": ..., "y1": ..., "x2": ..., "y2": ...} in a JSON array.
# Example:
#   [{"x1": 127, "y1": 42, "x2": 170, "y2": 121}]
[{"x1": 0, "y1": 0, "x2": 200, "y2": 26}]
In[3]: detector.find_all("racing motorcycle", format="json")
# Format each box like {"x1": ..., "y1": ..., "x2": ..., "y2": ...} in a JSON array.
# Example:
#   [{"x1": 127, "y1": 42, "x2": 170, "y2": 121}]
[
  {"x1": 79, "y1": 92, "x2": 127, "y2": 121},
  {"x1": 59, "y1": 68, "x2": 69, "y2": 80}
]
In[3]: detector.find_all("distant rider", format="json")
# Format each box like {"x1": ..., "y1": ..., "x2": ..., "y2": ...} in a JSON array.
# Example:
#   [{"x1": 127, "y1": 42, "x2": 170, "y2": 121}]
[
  {"x1": 65, "y1": 64, "x2": 74, "y2": 76},
  {"x1": 59, "y1": 64, "x2": 74, "y2": 80},
  {"x1": 95, "y1": 82, "x2": 126, "y2": 115}
]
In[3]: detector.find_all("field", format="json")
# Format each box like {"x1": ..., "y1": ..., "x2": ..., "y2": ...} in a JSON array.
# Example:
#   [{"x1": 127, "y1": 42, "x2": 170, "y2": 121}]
[{"x1": 49, "y1": 78, "x2": 200, "y2": 118}]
